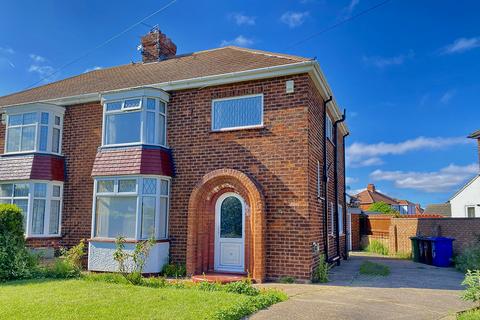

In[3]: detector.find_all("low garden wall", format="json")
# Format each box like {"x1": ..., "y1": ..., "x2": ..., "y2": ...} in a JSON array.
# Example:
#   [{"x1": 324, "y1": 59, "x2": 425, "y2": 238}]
[{"x1": 359, "y1": 215, "x2": 480, "y2": 256}]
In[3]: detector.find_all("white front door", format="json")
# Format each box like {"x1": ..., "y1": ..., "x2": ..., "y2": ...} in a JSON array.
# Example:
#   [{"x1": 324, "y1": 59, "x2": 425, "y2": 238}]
[{"x1": 214, "y1": 192, "x2": 245, "y2": 273}]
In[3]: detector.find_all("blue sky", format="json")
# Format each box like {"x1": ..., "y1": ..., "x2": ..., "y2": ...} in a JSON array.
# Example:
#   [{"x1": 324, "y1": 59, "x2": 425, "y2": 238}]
[{"x1": 1, "y1": 0, "x2": 479, "y2": 206}]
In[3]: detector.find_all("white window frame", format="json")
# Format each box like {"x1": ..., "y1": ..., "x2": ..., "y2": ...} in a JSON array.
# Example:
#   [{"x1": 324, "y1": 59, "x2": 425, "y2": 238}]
[
  {"x1": 0, "y1": 180, "x2": 63, "y2": 238},
  {"x1": 338, "y1": 203, "x2": 344, "y2": 235},
  {"x1": 4, "y1": 104, "x2": 65, "y2": 155},
  {"x1": 91, "y1": 175, "x2": 171, "y2": 241},
  {"x1": 466, "y1": 205, "x2": 476, "y2": 218},
  {"x1": 101, "y1": 88, "x2": 169, "y2": 148},
  {"x1": 326, "y1": 114, "x2": 333, "y2": 142},
  {"x1": 211, "y1": 94, "x2": 264, "y2": 132}
]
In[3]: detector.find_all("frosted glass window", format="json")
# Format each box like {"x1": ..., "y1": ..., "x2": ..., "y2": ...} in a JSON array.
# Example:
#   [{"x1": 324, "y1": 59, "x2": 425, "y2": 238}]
[
  {"x1": 105, "y1": 112, "x2": 141, "y2": 144},
  {"x1": 118, "y1": 179, "x2": 136, "y2": 193},
  {"x1": 212, "y1": 95, "x2": 263, "y2": 131},
  {"x1": 97, "y1": 180, "x2": 114, "y2": 193},
  {"x1": 52, "y1": 128, "x2": 60, "y2": 153},
  {"x1": 95, "y1": 196, "x2": 137, "y2": 238}
]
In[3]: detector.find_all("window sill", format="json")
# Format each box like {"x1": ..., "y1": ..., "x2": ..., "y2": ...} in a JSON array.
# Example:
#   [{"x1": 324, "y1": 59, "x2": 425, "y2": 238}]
[
  {"x1": 99, "y1": 143, "x2": 170, "y2": 151},
  {"x1": 26, "y1": 235, "x2": 62, "y2": 239},
  {"x1": 2, "y1": 151, "x2": 64, "y2": 158},
  {"x1": 211, "y1": 125, "x2": 265, "y2": 133},
  {"x1": 88, "y1": 237, "x2": 169, "y2": 244}
]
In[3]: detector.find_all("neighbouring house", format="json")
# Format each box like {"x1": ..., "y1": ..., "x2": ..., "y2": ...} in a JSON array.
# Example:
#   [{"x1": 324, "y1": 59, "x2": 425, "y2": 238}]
[
  {"x1": 0, "y1": 28, "x2": 349, "y2": 282},
  {"x1": 424, "y1": 203, "x2": 452, "y2": 217},
  {"x1": 355, "y1": 184, "x2": 423, "y2": 214},
  {"x1": 449, "y1": 130, "x2": 480, "y2": 218}
]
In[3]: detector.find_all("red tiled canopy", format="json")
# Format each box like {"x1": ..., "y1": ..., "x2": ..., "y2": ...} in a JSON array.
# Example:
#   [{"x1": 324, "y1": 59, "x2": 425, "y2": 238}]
[
  {"x1": 0, "y1": 154, "x2": 65, "y2": 181},
  {"x1": 91, "y1": 147, "x2": 174, "y2": 177}
]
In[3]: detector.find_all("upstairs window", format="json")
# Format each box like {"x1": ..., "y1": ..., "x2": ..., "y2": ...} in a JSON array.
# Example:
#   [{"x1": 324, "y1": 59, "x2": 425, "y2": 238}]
[
  {"x1": 102, "y1": 92, "x2": 168, "y2": 147},
  {"x1": 5, "y1": 106, "x2": 64, "y2": 155},
  {"x1": 212, "y1": 94, "x2": 263, "y2": 131}
]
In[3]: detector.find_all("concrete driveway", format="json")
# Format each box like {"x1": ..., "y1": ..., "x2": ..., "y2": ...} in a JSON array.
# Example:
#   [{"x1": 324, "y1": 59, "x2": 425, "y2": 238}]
[{"x1": 252, "y1": 252, "x2": 472, "y2": 320}]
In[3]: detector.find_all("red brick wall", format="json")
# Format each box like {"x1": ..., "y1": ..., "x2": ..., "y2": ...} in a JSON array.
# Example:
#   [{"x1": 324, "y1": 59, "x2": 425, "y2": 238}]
[
  {"x1": 306, "y1": 76, "x2": 346, "y2": 274},
  {"x1": 390, "y1": 218, "x2": 480, "y2": 255},
  {"x1": 168, "y1": 74, "x2": 312, "y2": 280},
  {"x1": 350, "y1": 213, "x2": 361, "y2": 250}
]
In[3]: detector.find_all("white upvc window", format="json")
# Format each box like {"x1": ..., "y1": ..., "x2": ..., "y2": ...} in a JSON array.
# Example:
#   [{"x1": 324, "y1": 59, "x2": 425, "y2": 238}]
[
  {"x1": 92, "y1": 176, "x2": 170, "y2": 240},
  {"x1": 101, "y1": 88, "x2": 169, "y2": 148},
  {"x1": 326, "y1": 114, "x2": 333, "y2": 142},
  {"x1": 0, "y1": 181, "x2": 63, "y2": 237},
  {"x1": 211, "y1": 94, "x2": 263, "y2": 131},
  {"x1": 4, "y1": 104, "x2": 64, "y2": 155}
]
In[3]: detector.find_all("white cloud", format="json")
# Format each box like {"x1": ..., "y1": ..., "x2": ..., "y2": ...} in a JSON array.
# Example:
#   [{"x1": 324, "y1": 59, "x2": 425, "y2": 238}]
[
  {"x1": 347, "y1": 136, "x2": 472, "y2": 167},
  {"x1": 370, "y1": 163, "x2": 478, "y2": 193},
  {"x1": 229, "y1": 13, "x2": 255, "y2": 26},
  {"x1": 84, "y1": 66, "x2": 103, "y2": 73},
  {"x1": 362, "y1": 50, "x2": 414, "y2": 68},
  {"x1": 341, "y1": 0, "x2": 360, "y2": 18},
  {"x1": 280, "y1": 11, "x2": 309, "y2": 28},
  {"x1": 442, "y1": 37, "x2": 480, "y2": 55},
  {"x1": 440, "y1": 90, "x2": 455, "y2": 104},
  {"x1": 0, "y1": 46, "x2": 14, "y2": 55},
  {"x1": 28, "y1": 64, "x2": 54, "y2": 77},
  {"x1": 220, "y1": 35, "x2": 254, "y2": 47},
  {"x1": 0, "y1": 46, "x2": 15, "y2": 68},
  {"x1": 29, "y1": 54, "x2": 46, "y2": 63},
  {"x1": 346, "y1": 177, "x2": 358, "y2": 185}
]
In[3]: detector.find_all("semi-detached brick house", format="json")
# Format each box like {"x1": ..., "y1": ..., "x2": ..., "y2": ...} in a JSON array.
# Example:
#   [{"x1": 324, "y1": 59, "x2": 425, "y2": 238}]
[{"x1": 0, "y1": 29, "x2": 349, "y2": 282}]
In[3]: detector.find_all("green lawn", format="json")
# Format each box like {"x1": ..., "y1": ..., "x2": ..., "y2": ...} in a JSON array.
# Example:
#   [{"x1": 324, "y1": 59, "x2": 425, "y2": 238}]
[{"x1": 0, "y1": 279, "x2": 255, "y2": 320}]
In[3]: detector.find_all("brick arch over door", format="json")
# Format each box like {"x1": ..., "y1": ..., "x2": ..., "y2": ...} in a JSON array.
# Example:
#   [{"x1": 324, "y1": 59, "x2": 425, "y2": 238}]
[{"x1": 186, "y1": 169, "x2": 266, "y2": 282}]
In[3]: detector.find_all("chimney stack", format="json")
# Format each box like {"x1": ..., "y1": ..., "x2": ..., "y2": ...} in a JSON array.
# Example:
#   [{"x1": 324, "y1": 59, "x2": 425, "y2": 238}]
[
  {"x1": 367, "y1": 184, "x2": 376, "y2": 192},
  {"x1": 140, "y1": 26, "x2": 177, "y2": 63}
]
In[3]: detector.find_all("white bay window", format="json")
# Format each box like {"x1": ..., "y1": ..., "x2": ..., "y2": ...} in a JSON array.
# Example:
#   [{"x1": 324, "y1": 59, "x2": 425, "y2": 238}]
[
  {"x1": 101, "y1": 88, "x2": 169, "y2": 147},
  {"x1": 93, "y1": 176, "x2": 170, "y2": 240},
  {"x1": 4, "y1": 104, "x2": 64, "y2": 154},
  {"x1": 0, "y1": 181, "x2": 63, "y2": 237}
]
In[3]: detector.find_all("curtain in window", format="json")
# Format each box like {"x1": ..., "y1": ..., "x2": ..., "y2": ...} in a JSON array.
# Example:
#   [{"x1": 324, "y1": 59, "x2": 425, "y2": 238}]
[
  {"x1": 213, "y1": 96, "x2": 262, "y2": 130},
  {"x1": 49, "y1": 200, "x2": 61, "y2": 234}
]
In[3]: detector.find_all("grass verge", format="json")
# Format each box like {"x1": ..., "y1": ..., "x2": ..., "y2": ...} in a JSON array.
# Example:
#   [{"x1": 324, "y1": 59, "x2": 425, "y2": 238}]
[
  {"x1": 457, "y1": 308, "x2": 480, "y2": 320},
  {"x1": 359, "y1": 261, "x2": 390, "y2": 276}
]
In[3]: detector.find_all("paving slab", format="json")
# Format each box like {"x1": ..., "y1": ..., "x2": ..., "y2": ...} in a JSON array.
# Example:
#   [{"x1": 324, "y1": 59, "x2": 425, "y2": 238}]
[{"x1": 252, "y1": 252, "x2": 472, "y2": 320}]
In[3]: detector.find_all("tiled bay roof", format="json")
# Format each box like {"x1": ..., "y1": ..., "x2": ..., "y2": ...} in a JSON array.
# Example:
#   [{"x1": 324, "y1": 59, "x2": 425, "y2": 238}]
[{"x1": 0, "y1": 46, "x2": 311, "y2": 107}]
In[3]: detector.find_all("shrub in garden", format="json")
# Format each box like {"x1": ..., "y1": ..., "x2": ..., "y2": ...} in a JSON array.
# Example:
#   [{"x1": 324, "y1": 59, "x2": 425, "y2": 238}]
[
  {"x1": 113, "y1": 236, "x2": 155, "y2": 284},
  {"x1": 364, "y1": 239, "x2": 389, "y2": 256},
  {"x1": 455, "y1": 237, "x2": 480, "y2": 272},
  {"x1": 161, "y1": 263, "x2": 187, "y2": 278},
  {"x1": 312, "y1": 254, "x2": 330, "y2": 283},
  {"x1": 45, "y1": 240, "x2": 86, "y2": 278},
  {"x1": 462, "y1": 270, "x2": 480, "y2": 306},
  {"x1": 0, "y1": 204, "x2": 38, "y2": 281},
  {"x1": 224, "y1": 280, "x2": 260, "y2": 296}
]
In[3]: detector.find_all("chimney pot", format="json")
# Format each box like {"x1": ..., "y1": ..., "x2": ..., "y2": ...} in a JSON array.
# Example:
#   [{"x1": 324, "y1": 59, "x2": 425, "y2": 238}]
[
  {"x1": 140, "y1": 27, "x2": 177, "y2": 63},
  {"x1": 367, "y1": 184, "x2": 375, "y2": 192}
]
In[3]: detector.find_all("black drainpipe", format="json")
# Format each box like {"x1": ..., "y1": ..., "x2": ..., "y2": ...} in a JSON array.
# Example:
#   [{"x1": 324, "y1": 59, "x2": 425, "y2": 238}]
[
  {"x1": 333, "y1": 110, "x2": 346, "y2": 265},
  {"x1": 342, "y1": 130, "x2": 350, "y2": 259},
  {"x1": 322, "y1": 96, "x2": 332, "y2": 261}
]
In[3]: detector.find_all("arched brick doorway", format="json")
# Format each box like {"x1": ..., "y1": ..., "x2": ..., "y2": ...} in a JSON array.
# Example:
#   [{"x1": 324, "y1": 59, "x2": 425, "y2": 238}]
[{"x1": 186, "y1": 169, "x2": 266, "y2": 282}]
